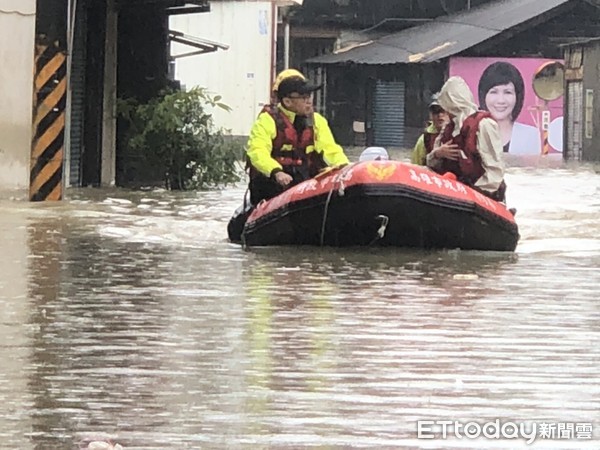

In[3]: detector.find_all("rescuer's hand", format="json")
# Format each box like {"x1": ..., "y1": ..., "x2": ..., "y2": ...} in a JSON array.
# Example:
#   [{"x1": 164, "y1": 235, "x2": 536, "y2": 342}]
[
  {"x1": 274, "y1": 171, "x2": 293, "y2": 186},
  {"x1": 433, "y1": 141, "x2": 462, "y2": 161}
]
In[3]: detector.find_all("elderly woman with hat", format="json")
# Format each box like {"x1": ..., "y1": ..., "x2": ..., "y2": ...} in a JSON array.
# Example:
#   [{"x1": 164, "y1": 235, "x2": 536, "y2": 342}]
[{"x1": 426, "y1": 76, "x2": 506, "y2": 202}]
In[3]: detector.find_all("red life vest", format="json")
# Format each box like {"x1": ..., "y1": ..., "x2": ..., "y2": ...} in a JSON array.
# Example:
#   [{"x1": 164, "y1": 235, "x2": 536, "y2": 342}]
[
  {"x1": 249, "y1": 105, "x2": 324, "y2": 179},
  {"x1": 424, "y1": 131, "x2": 439, "y2": 155},
  {"x1": 436, "y1": 111, "x2": 492, "y2": 185}
]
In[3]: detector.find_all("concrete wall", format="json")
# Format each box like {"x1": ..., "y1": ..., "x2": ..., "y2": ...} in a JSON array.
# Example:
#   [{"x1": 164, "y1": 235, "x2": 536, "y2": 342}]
[
  {"x1": 0, "y1": 1, "x2": 36, "y2": 194},
  {"x1": 170, "y1": 1, "x2": 275, "y2": 136},
  {"x1": 582, "y1": 42, "x2": 600, "y2": 161}
]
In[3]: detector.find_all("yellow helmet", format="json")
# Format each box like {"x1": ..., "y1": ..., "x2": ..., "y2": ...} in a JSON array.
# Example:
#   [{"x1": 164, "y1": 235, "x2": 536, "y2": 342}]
[{"x1": 273, "y1": 68, "x2": 305, "y2": 92}]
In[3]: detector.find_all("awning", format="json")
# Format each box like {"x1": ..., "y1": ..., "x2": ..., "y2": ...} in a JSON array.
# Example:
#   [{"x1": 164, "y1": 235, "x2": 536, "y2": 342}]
[
  {"x1": 167, "y1": 1, "x2": 210, "y2": 15},
  {"x1": 275, "y1": 0, "x2": 303, "y2": 5},
  {"x1": 116, "y1": 0, "x2": 210, "y2": 14},
  {"x1": 307, "y1": 0, "x2": 577, "y2": 65},
  {"x1": 169, "y1": 30, "x2": 229, "y2": 59}
]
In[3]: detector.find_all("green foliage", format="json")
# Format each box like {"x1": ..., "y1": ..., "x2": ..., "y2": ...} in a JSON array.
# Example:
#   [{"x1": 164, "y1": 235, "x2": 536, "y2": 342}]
[{"x1": 117, "y1": 87, "x2": 243, "y2": 190}]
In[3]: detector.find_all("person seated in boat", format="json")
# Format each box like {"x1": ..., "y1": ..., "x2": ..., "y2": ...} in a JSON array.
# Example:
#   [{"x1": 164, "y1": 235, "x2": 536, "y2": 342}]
[
  {"x1": 246, "y1": 73, "x2": 349, "y2": 205},
  {"x1": 426, "y1": 76, "x2": 506, "y2": 202},
  {"x1": 411, "y1": 94, "x2": 449, "y2": 166}
]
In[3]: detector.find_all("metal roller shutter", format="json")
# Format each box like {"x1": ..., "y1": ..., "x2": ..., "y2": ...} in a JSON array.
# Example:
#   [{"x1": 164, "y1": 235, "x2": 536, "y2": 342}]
[
  {"x1": 373, "y1": 80, "x2": 405, "y2": 148},
  {"x1": 69, "y1": 2, "x2": 87, "y2": 186}
]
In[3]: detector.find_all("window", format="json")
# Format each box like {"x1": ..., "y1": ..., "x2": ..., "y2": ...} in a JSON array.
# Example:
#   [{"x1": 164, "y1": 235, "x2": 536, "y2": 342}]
[{"x1": 567, "y1": 46, "x2": 583, "y2": 69}]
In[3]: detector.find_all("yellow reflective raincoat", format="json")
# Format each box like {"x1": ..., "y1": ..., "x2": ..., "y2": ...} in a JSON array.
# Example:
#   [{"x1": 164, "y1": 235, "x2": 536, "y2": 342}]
[{"x1": 246, "y1": 104, "x2": 349, "y2": 178}]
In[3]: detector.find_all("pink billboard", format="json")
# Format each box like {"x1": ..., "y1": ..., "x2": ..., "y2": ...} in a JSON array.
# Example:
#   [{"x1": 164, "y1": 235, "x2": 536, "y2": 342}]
[{"x1": 449, "y1": 57, "x2": 564, "y2": 155}]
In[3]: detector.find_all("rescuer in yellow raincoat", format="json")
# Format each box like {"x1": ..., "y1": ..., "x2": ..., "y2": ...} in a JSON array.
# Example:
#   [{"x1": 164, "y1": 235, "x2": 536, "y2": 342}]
[{"x1": 246, "y1": 69, "x2": 349, "y2": 205}]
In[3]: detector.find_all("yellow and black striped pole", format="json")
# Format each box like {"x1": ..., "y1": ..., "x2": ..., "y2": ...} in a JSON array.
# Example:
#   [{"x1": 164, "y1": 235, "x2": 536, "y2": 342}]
[
  {"x1": 541, "y1": 109, "x2": 550, "y2": 155},
  {"x1": 30, "y1": 38, "x2": 67, "y2": 201}
]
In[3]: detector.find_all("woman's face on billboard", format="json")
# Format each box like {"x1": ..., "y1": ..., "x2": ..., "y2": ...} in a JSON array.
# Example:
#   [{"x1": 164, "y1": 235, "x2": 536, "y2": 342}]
[{"x1": 485, "y1": 82, "x2": 517, "y2": 122}]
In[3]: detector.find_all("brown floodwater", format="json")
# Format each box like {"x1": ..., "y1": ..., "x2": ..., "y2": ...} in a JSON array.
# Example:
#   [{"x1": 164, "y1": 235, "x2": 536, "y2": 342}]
[{"x1": 1, "y1": 153, "x2": 599, "y2": 449}]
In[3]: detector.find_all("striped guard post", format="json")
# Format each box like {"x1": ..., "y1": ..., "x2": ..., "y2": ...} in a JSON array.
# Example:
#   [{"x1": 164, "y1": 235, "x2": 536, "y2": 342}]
[
  {"x1": 30, "y1": 38, "x2": 67, "y2": 201},
  {"x1": 541, "y1": 129, "x2": 550, "y2": 155}
]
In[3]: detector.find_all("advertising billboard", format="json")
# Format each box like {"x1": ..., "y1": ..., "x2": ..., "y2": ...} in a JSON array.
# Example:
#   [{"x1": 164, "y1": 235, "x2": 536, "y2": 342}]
[{"x1": 449, "y1": 57, "x2": 564, "y2": 155}]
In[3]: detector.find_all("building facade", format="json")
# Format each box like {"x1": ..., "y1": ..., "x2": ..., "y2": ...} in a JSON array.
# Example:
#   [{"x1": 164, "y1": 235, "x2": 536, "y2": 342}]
[
  {"x1": 306, "y1": 0, "x2": 600, "y2": 151},
  {"x1": 563, "y1": 38, "x2": 600, "y2": 161},
  {"x1": 0, "y1": 0, "x2": 213, "y2": 197},
  {"x1": 0, "y1": 0, "x2": 37, "y2": 195},
  {"x1": 170, "y1": 1, "x2": 278, "y2": 136}
]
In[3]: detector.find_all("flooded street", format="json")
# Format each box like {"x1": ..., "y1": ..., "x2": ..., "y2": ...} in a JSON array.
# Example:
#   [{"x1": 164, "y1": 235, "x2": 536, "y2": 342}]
[{"x1": 1, "y1": 155, "x2": 599, "y2": 449}]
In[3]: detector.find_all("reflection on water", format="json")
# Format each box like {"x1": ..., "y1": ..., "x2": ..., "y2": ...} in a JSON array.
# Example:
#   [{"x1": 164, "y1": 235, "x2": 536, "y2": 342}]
[{"x1": 0, "y1": 159, "x2": 599, "y2": 449}]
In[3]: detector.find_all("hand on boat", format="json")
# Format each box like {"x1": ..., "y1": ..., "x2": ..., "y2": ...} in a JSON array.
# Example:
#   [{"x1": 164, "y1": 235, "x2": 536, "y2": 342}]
[
  {"x1": 274, "y1": 171, "x2": 293, "y2": 186},
  {"x1": 433, "y1": 141, "x2": 462, "y2": 160}
]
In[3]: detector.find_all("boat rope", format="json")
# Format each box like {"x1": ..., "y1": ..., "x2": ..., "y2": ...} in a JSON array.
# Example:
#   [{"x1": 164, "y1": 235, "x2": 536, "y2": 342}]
[
  {"x1": 319, "y1": 165, "x2": 350, "y2": 246},
  {"x1": 369, "y1": 215, "x2": 389, "y2": 245},
  {"x1": 243, "y1": 186, "x2": 250, "y2": 210},
  {"x1": 240, "y1": 186, "x2": 251, "y2": 250},
  {"x1": 241, "y1": 231, "x2": 248, "y2": 250},
  {"x1": 320, "y1": 185, "x2": 335, "y2": 247},
  {"x1": 338, "y1": 178, "x2": 346, "y2": 196}
]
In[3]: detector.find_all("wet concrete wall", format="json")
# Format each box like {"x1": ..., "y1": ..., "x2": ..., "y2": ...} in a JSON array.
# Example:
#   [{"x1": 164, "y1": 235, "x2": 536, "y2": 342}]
[
  {"x1": 582, "y1": 41, "x2": 600, "y2": 161},
  {"x1": 0, "y1": 1, "x2": 36, "y2": 194}
]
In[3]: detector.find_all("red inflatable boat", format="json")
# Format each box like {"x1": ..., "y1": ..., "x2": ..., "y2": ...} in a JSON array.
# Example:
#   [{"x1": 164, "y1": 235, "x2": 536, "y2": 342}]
[{"x1": 229, "y1": 161, "x2": 519, "y2": 251}]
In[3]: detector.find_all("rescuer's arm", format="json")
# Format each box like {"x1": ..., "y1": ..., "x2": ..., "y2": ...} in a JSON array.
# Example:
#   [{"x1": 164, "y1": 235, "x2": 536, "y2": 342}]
[
  {"x1": 246, "y1": 112, "x2": 281, "y2": 177},
  {"x1": 313, "y1": 113, "x2": 349, "y2": 167}
]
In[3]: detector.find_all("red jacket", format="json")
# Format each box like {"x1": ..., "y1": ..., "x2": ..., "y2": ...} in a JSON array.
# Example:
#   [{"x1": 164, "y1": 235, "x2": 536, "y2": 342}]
[
  {"x1": 424, "y1": 130, "x2": 439, "y2": 155},
  {"x1": 436, "y1": 111, "x2": 492, "y2": 186}
]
